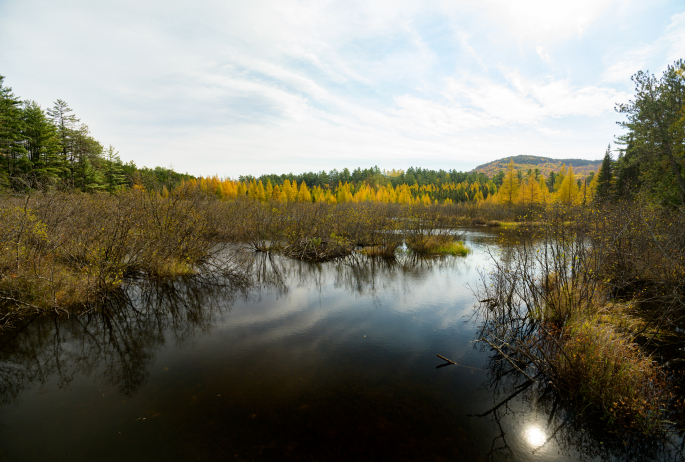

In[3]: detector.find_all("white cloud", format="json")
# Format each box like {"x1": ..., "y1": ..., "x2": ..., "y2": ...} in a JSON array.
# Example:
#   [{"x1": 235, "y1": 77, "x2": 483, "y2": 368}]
[
  {"x1": 603, "y1": 11, "x2": 685, "y2": 84},
  {"x1": 536, "y1": 46, "x2": 552, "y2": 63},
  {"x1": 0, "y1": 0, "x2": 678, "y2": 176},
  {"x1": 453, "y1": 0, "x2": 622, "y2": 42}
]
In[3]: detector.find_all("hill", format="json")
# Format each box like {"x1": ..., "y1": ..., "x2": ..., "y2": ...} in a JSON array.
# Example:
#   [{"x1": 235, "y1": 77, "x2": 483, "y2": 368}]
[{"x1": 473, "y1": 155, "x2": 602, "y2": 179}]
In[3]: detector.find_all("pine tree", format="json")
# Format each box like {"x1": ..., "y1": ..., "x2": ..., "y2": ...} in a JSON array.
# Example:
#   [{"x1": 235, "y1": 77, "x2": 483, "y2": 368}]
[
  {"x1": 21, "y1": 100, "x2": 62, "y2": 184},
  {"x1": 71, "y1": 124, "x2": 104, "y2": 191},
  {"x1": 595, "y1": 145, "x2": 614, "y2": 202},
  {"x1": 47, "y1": 99, "x2": 79, "y2": 171},
  {"x1": 0, "y1": 76, "x2": 27, "y2": 186},
  {"x1": 103, "y1": 145, "x2": 127, "y2": 192}
]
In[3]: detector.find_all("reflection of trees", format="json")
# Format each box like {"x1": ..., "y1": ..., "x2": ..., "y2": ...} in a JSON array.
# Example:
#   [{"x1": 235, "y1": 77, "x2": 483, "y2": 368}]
[
  {"x1": 0, "y1": 249, "x2": 467, "y2": 407},
  {"x1": 473, "y1": 338, "x2": 684, "y2": 462},
  {"x1": 331, "y1": 252, "x2": 466, "y2": 295},
  {"x1": 239, "y1": 249, "x2": 466, "y2": 296},
  {"x1": 0, "y1": 273, "x2": 251, "y2": 404}
]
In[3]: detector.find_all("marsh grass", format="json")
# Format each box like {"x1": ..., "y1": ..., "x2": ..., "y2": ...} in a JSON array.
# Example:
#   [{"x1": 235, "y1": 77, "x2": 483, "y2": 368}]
[
  {"x1": 430, "y1": 240, "x2": 469, "y2": 256},
  {"x1": 544, "y1": 317, "x2": 670, "y2": 431},
  {"x1": 406, "y1": 234, "x2": 469, "y2": 256},
  {"x1": 476, "y1": 202, "x2": 685, "y2": 433},
  {"x1": 358, "y1": 244, "x2": 398, "y2": 258}
]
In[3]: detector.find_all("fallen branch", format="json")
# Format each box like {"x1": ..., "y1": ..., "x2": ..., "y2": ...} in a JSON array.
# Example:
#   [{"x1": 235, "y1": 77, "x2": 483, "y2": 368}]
[{"x1": 478, "y1": 337, "x2": 538, "y2": 383}]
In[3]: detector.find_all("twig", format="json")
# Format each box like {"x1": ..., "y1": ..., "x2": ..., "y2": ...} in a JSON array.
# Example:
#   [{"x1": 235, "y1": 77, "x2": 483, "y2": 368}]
[{"x1": 478, "y1": 337, "x2": 538, "y2": 382}]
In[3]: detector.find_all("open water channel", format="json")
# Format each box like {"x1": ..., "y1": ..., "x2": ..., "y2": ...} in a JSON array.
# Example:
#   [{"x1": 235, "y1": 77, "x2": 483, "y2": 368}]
[{"x1": 0, "y1": 229, "x2": 681, "y2": 461}]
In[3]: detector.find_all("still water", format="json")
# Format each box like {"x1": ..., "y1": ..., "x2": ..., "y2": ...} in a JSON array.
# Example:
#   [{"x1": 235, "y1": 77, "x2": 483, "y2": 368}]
[{"x1": 0, "y1": 230, "x2": 681, "y2": 461}]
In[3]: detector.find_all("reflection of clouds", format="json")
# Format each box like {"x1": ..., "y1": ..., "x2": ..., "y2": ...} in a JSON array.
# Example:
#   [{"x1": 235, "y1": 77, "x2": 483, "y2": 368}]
[
  {"x1": 0, "y1": 230, "x2": 492, "y2": 408},
  {"x1": 221, "y1": 249, "x2": 479, "y2": 349}
]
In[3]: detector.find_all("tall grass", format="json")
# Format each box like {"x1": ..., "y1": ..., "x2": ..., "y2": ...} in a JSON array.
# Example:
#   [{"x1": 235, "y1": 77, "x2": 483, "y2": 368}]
[{"x1": 476, "y1": 201, "x2": 685, "y2": 432}]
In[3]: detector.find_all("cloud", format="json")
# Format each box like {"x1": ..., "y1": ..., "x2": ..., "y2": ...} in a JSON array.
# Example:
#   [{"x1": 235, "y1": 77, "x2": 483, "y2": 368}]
[
  {"x1": 536, "y1": 47, "x2": 552, "y2": 63},
  {"x1": 456, "y1": 0, "x2": 622, "y2": 42},
  {"x1": 603, "y1": 11, "x2": 685, "y2": 84},
  {"x1": 0, "y1": 0, "x2": 677, "y2": 176}
]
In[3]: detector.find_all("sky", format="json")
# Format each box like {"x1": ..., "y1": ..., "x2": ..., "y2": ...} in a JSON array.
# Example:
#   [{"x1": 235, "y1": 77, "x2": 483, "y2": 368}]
[{"x1": 1, "y1": 0, "x2": 684, "y2": 177}]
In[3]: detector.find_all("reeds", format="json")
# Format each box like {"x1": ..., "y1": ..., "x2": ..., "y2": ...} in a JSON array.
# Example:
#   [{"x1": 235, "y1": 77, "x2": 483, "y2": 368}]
[{"x1": 476, "y1": 201, "x2": 684, "y2": 432}]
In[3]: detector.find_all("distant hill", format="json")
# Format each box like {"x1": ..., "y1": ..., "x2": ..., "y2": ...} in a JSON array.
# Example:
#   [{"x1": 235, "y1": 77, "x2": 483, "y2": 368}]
[{"x1": 473, "y1": 155, "x2": 602, "y2": 179}]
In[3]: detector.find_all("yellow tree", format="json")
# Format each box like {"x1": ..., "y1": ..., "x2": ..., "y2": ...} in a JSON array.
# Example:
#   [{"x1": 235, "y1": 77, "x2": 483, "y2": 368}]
[
  {"x1": 518, "y1": 172, "x2": 542, "y2": 205},
  {"x1": 272, "y1": 184, "x2": 282, "y2": 201},
  {"x1": 237, "y1": 182, "x2": 247, "y2": 197},
  {"x1": 282, "y1": 180, "x2": 295, "y2": 202},
  {"x1": 256, "y1": 181, "x2": 266, "y2": 202},
  {"x1": 498, "y1": 160, "x2": 520, "y2": 206},
  {"x1": 588, "y1": 172, "x2": 599, "y2": 202},
  {"x1": 297, "y1": 181, "x2": 312, "y2": 202},
  {"x1": 557, "y1": 165, "x2": 579, "y2": 205},
  {"x1": 539, "y1": 176, "x2": 550, "y2": 204},
  {"x1": 553, "y1": 164, "x2": 567, "y2": 192},
  {"x1": 324, "y1": 189, "x2": 337, "y2": 204}
]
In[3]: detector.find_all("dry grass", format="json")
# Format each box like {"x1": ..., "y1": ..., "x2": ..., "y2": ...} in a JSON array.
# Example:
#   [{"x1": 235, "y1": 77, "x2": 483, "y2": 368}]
[
  {"x1": 545, "y1": 317, "x2": 670, "y2": 431},
  {"x1": 407, "y1": 234, "x2": 469, "y2": 256},
  {"x1": 476, "y1": 202, "x2": 685, "y2": 433},
  {"x1": 358, "y1": 244, "x2": 398, "y2": 257}
]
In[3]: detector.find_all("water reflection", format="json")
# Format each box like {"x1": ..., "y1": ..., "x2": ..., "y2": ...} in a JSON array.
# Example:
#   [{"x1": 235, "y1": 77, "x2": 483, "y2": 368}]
[
  {"x1": 0, "y1": 250, "x2": 466, "y2": 407},
  {"x1": 1, "y1": 233, "x2": 681, "y2": 461},
  {"x1": 0, "y1": 274, "x2": 251, "y2": 402},
  {"x1": 473, "y1": 326, "x2": 685, "y2": 462}
]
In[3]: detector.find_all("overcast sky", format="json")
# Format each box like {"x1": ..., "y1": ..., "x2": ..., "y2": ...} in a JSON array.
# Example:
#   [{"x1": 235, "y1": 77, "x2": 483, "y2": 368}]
[{"x1": 1, "y1": 0, "x2": 683, "y2": 177}]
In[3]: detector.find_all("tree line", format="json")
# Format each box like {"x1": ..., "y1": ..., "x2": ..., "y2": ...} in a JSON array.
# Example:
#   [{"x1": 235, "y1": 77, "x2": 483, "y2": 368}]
[
  {"x1": 3, "y1": 60, "x2": 683, "y2": 209},
  {"x1": 0, "y1": 76, "x2": 192, "y2": 192}
]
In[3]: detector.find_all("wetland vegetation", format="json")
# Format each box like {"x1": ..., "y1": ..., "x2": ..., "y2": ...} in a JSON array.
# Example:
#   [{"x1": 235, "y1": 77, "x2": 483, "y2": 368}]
[{"x1": 1, "y1": 62, "x2": 685, "y2": 459}]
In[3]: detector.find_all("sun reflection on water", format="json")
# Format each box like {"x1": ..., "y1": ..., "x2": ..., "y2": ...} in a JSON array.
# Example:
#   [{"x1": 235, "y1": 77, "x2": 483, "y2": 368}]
[{"x1": 525, "y1": 425, "x2": 546, "y2": 447}]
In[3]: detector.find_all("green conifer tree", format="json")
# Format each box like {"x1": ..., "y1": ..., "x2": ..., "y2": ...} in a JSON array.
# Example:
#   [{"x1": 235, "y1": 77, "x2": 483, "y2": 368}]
[{"x1": 595, "y1": 145, "x2": 614, "y2": 202}]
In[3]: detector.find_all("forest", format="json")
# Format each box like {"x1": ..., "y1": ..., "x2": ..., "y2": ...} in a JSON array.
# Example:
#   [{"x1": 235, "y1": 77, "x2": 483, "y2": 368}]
[
  {"x1": 0, "y1": 60, "x2": 684, "y2": 436},
  {"x1": 0, "y1": 74, "x2": 600, "y2": 206}
]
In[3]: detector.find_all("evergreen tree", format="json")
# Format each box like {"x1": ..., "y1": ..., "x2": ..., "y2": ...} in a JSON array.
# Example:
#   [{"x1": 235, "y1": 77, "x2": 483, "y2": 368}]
[
  {"x1": 47, "y1": 99, "x2": 79, "y2": 169},
  {"x1": 22, "y1": 101, "x2": 63, "y2": 185},
  {"x1": 103, "y1": 145, "x2": 126, "y2": 192},
  {"x1": 616, "y1": 60, "x2": 685, "y2": 205},
  {"x1": 595, "y1": 145, "x2": 614, "y2": 202},
  {"x1": 0, "y1": 76, "x2": 27, "y2": 186},
  {"x1": 71, "y1": 124, "x2": 104, "y2": 190}
]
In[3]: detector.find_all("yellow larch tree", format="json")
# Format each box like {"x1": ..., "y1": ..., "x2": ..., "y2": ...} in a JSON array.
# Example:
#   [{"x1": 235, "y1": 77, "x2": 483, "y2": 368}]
[
  {"x1": 297, "y1": 181, "x2": 312, "y2": 202},
  {"x1": 282, "y1": 180, "x2": 296, "y2": 202},
  {"x1": 556, "y1": 165, "x2": 579, "y2": 205},
  {"x1": 498, "y1": 160, "x2": 520, "y2": 206},
  {"x1": 272, "y1": 184, "x2": 282, "y2": 201}
]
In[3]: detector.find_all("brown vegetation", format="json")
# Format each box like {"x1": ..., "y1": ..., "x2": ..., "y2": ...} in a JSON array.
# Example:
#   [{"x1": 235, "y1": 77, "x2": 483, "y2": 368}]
[
  {"x1": 475, "y1": 201, "x2": 685, "y2": 432},
  {"x1": 0, "y1": 187, "x2": 235, "y2": 326},
  {"x1": 0, "y1": 191, "x2": 475, "y2": 326}
]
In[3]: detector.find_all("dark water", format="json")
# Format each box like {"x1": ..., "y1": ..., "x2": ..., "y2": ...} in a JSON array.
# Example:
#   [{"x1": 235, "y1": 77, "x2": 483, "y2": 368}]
[{"x1": 0, "y1": 230, "x2": 681, "y2": 461}]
